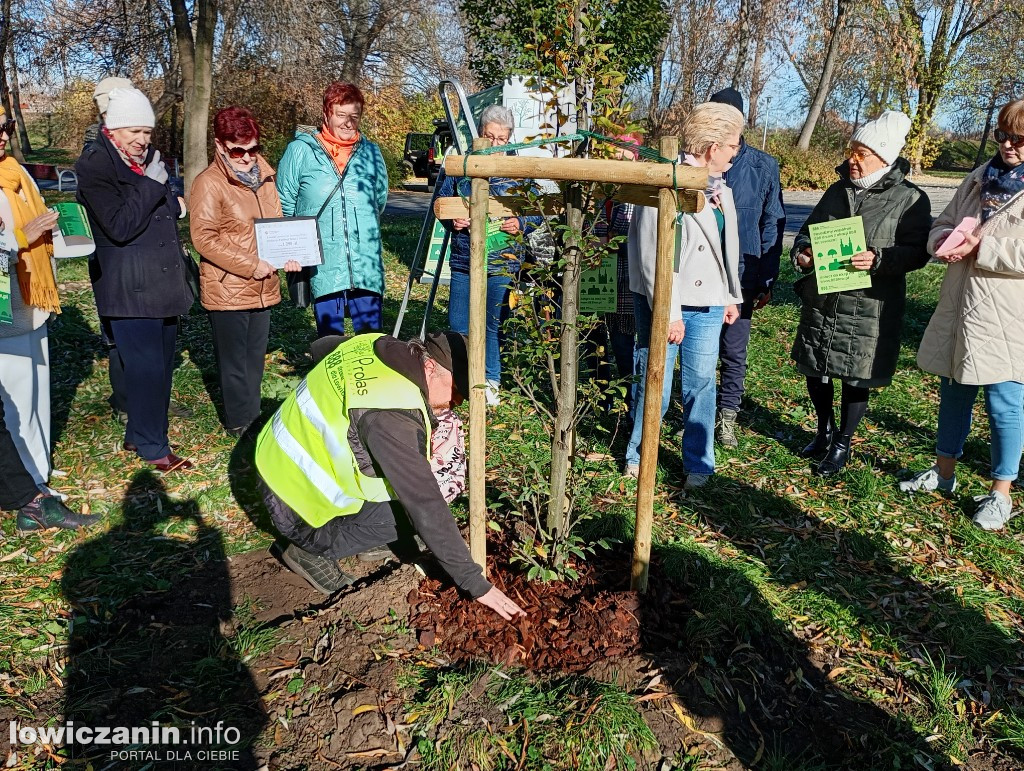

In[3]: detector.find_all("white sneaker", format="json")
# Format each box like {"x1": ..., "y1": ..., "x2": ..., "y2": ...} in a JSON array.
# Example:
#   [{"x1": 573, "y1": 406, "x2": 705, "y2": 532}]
[
  {"x1": 485, "y1": 379, "x2": 501, "y2": 406},
  {"x1": 684, "y1": 473, "x2": 711, "y2": 489},
  {"x1": 899, "y1": 465, "x2": 957, "y2": 494},
  {"x1": 972, "y1": 491, "x2": 1017, "y2": 531}
]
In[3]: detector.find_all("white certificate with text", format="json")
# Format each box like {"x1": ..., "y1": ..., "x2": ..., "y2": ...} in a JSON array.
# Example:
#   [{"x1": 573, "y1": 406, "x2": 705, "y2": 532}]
[{"x1": 254, "y1": 217, "x2": 324, "y2": 268}]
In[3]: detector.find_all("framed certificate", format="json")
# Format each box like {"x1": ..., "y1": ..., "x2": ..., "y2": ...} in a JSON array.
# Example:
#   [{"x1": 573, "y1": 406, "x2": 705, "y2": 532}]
[{"x1": 254, "y1": 217, "x2": 324, "y2": 268}]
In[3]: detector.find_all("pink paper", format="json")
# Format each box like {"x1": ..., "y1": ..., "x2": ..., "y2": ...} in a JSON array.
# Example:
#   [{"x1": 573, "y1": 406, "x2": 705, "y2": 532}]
[{"x1": 934, "y1": 216, "x2": 979, "y2": 256}]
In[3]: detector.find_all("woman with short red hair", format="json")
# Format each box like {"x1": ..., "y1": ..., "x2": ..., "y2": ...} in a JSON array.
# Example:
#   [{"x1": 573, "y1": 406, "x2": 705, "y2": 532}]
[
  {"x1": 276, "y1": 82, "x2": 389, "y2": 337},
  {"x1": 190, "y1": 106, "x2": 298, "y2": 436}
]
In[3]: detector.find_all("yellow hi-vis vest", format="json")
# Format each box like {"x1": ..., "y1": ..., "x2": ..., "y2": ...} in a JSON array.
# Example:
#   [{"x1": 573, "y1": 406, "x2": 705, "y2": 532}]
[{"x1": 254, "y1": 333, "x2": 431, "y2": 527}]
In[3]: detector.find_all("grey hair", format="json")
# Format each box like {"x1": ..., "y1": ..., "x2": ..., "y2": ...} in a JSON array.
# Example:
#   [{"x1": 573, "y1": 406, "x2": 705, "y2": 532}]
[{"x1": 478, "y1": 104, "x2": 515, "y2": 134}]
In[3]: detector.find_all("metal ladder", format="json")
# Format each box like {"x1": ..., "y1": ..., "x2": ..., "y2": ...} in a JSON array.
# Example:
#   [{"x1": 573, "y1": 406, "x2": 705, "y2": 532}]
[{"x1": 391, "y1": 78, "x2": 479, "y2": 340}]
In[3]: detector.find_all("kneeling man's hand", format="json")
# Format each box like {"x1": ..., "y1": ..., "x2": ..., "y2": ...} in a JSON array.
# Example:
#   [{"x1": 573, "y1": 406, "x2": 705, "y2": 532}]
[{"x1": 476, "y1": 586, "x2": 527, "y2": 620}]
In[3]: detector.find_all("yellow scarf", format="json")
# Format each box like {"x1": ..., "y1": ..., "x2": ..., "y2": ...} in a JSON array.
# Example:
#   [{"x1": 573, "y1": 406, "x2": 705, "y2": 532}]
[{"x1": 0, "y1": 155, "x2": 59, "y2": 314}]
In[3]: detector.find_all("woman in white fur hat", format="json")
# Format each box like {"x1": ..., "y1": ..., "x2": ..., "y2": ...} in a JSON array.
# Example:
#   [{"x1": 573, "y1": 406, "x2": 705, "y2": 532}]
[
  {"x1": 75, "y1": 87, "x2": 195, "y2": 473},
  {"x1": 790, "y1": 110, "x2": 932, "y2": 477}
]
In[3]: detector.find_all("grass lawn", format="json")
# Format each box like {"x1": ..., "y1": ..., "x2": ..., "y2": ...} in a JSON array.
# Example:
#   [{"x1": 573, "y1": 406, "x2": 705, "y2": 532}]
[{"x1": 1, "y1": 206, "x2": 1022, "y2": 769}]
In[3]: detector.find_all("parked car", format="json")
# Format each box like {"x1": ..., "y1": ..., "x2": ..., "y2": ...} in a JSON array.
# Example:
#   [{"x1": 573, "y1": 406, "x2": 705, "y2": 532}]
[
  {"x1": 427, "y1": 120, "x2": 453, "y2": 192},
  {"x1": 404, "y1": 132, "x2": 432, "y2": 178}
]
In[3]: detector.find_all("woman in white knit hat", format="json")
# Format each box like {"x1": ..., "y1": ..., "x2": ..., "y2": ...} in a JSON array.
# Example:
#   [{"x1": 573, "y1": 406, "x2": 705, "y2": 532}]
[
  {"x1": 790, "y1": 110, "x2": 932, "y2": 477},
  {"x1": 75, "y1": 87, "x2": 195, "y2": 473}
]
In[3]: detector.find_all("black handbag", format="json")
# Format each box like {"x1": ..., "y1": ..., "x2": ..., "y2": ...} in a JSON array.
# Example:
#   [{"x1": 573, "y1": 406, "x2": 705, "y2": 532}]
[
  {"x1": 288, "y1": 175, "x2": 344, "y2": 308},
  {"x1": 182, "y1": 246, "x2": 201, "y2": 301}
]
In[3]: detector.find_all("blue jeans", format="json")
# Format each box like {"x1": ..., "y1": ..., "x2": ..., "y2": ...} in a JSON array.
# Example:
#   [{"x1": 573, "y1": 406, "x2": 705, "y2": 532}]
[
  {"x1": 314, "y1": 289, "x2": 383, "y2": 338},
  {"x1": 626, "y1": 293, "x2": 724, "y2": 475},
  {"x1": 448, "y1": 270, "x2": 510, "y2": 383},
  {"x1": 935, "y1": 377, "x2": 1024, "y2": 481}
]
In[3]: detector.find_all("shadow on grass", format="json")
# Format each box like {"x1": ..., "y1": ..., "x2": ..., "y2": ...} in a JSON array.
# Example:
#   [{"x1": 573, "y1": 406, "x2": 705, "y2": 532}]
[
  {"x1": 637, "y1": 473, "x2": 1023, "y2": 767},
  {"x1": 61, "y1": 471, "x2": 266, "y2": 769},
  {"x1": 48, "y1": 304, "x2": 102, "y2": 446}
]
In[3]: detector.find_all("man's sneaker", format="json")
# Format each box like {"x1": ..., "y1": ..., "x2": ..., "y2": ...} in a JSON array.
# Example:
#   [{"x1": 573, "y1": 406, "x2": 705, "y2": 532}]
[
  {"x1": 16, "y1": 496, "x2": 100, "y2": 534},
  {"x1": 972, "y1": 491, "x2": 1017, "y2": 531},
  {"x1": 280, "y1": 543, "x2": 355, "y2": 594},
  {"x1": 716, "y1": 408, "x2": 739, "y2": 448},
  {"x1": 684, "y1": 473, "x2": 711, "y2": 490},
  {"x1": 899, "y1": 465, "x2": 957, "y2": 494},
  {"x1": 624, "y1": 464, "x2": 640, "y2": 479},
  {"x1": 357, "y1": 535, "x2": 428, "y2": 562}
]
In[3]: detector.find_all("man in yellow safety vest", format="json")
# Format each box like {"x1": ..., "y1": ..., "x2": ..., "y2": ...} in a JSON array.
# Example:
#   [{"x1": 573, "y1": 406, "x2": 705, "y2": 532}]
[{"x1": 255, "y1": 331, "x2": 526, "y2": 620}]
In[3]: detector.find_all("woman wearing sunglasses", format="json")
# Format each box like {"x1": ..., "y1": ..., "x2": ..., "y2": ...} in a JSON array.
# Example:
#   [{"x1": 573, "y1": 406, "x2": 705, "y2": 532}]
[
  {"x1": 901, "y1": 99, "x2": 1024, "y2": 531},
  {"x1": 189, "y1": 106, "x2": 299, "y2": 437},
  {"x1": 791, "y1": 110, "x2": 931, "y2": 477}
]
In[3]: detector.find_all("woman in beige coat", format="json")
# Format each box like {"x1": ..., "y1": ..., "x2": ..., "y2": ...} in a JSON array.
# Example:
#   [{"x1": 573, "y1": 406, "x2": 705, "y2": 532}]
[{"x1": 900, "y1": 99, "x2": 1024, "y2": 531}]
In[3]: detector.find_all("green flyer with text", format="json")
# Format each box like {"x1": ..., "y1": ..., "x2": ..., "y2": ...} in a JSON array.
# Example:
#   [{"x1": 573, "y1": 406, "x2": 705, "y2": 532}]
[
  {"x1": 579, "y1": 255, "x2": 618, "y2": 314},
  {"x1": 808, "y1": 216, "x2": 872, "y2": 294}
]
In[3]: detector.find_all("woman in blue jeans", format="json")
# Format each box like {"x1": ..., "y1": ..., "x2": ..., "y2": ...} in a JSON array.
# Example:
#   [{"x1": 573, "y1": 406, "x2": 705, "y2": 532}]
[
  {"x1": 901, "y1": 99, "x2": 1024, "y2": 531},
  {"x1": 625, "y1": 102, "x2": 744, "y2": 488},
  {"x1": 437, "y1": 105, "x2": 541, "y2": 405}
]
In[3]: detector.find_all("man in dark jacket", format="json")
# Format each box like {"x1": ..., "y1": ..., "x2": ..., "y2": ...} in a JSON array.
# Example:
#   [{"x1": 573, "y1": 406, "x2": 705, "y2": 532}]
[
  {"x1": 709, "y1": 88, "x2": 786, "y2": 447},
  {"x1": 255, "y1": 331, "x2": 527, "y2": 621}
]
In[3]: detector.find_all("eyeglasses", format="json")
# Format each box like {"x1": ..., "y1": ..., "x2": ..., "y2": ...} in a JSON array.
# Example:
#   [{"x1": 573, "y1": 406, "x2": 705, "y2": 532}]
[
  {"x1": 0, "y1": 120, "x2": 15, "y2": 138},
  {"x1": 482, "y1": 133, "x2": 511, "y2": 145},
  {"x1": 995, "y1": 129, "x2": 1024, "y2": 147},
  {"x1": 224, "y1": 143, "x2": 261, "y2": 159},
  {"x1": 845, "y1": 147, "x2": 877, "y2": 162}
]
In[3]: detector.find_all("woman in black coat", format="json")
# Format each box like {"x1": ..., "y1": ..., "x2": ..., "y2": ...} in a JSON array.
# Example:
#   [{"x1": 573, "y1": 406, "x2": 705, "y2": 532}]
[
  {"x1": 75, "y1": 87, "x2": 194, "y2": 472},
  {"x1": 791, "y1": 111, "x2": 931, "y2": 477}
]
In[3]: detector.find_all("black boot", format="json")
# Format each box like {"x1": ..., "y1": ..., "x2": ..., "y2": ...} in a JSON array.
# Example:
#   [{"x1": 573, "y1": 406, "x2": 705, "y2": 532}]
[
  {"x1": 800, "y1": 419, "x2": 835, "y2": 458},
  {"x1": 16, "y1": 496, "x2": 101, "y2": 534},
  {"x1": 816, "y1": 436, "x2": 851, "y2": 477}
]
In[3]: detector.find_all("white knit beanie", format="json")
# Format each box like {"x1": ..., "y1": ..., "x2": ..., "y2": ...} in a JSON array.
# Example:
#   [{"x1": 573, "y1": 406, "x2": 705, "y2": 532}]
[
  {"x1": 93, "y1": 77, "x2": 134, "y2": 115},
  {"x1": 851, "y1": 110, "x2": 912, "y2": 165},
  {"x1": 104, "y1": 88, "x2": 155, "y2": 130}
]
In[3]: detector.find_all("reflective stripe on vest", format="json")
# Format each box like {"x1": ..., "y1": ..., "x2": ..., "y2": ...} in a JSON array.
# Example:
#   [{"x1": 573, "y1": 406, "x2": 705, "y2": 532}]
[{"x1": 255, "y1": 334, "x2": 431, "y2": 528}]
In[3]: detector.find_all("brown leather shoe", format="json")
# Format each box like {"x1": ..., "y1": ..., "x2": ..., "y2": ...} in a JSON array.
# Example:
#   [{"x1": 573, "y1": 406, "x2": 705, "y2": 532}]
[
  {"x1": 123, "y1": 441, "x2": 138, "y2": 453},
  {"x1": 149, "y1": 453, "x2": 193, "y2": 472}
]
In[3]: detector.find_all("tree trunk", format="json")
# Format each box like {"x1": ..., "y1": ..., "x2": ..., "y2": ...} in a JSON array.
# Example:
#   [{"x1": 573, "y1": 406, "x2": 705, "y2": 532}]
[
  {"x1": 646, "y1": 37, "x2": 667, "y2": 139},
  {"x1": 0, "y1": 5, "x2": 24, "y2": 162},
  {"x1": 796, "y1": 0, "x2": 847, "y2": 151},
  {"x1": 974, "y1": 92, "x2": 997, "y2": 169},
  {"x1": 171, "y1": 0, "x2": 217, "y2": 198},
  {"x1": 747, "y1": 31, "x2": 766, "y2": 129},
  {"x1": 731, "y1": 0, "x2": 751, "y2": 89},
  {"x1": 6, "y1": 50, "x2": 31, "y2": 154}
]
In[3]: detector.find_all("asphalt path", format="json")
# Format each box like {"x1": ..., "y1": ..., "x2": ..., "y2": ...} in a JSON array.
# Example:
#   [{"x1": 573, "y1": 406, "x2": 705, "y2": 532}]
[{"x1": 385, "y1": 182, "x2": 959, "y2": 238}]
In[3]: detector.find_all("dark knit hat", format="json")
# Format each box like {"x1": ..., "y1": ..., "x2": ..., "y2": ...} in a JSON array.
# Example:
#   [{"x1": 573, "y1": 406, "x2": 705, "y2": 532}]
[
  {"x1": 710, "y1": 87, "x2": 745, "y2": 117},
  {"x1": 424, "y1": 331, "x2": 469, "y2": 400}
]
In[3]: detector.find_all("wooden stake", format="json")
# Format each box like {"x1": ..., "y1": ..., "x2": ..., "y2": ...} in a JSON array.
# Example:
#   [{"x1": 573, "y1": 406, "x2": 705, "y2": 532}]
[
  {"x1": 444, "y1": 153, "x2": 707, "y2": 192},
  {"x1": 631, "y1": 135, "x2": 679, "y2": 593},
  {"x1": 468, "y1": 137, "x2": 491, "y2": 573},
  {"x1": 433, "y1": 188, "x2": 704, "y2": 222}
]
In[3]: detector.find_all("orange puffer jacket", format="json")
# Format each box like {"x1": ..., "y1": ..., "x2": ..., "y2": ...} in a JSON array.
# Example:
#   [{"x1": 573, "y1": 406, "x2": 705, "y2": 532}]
[{"x1": 189, "y1": 152, "x2": 283, "y2": 311}]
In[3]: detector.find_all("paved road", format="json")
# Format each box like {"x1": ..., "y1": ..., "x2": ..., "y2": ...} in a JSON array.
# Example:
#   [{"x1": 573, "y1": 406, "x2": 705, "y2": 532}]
[{"x1": 385, "y1": 184, "x2": 959, "y2": 236}]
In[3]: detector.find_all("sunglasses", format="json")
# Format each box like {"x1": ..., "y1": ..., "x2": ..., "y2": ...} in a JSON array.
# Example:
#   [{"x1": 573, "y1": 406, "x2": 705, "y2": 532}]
[
  {"x1": 224, "y1": 143, "x2": 261, "y2": 159},
  {"x1": 0, "y1": 120, "x2": 15, "y2": 138},
  {"x1": 845, "y1": 147, "x2": 877, "y2": 162},
  {"x1": 995, "y1": 129, "x2": 1024, "y2": 147}
]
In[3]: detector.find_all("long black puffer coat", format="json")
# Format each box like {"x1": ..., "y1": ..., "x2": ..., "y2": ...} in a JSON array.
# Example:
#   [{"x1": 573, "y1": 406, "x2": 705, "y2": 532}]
[{"x1": 791, "y1": 158, "x2": 932, "y2": 383}]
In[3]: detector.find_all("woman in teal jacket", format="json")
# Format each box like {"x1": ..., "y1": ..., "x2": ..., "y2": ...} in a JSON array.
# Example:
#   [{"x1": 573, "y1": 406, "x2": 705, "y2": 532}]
[{"x1": 277, "y1": 82, "x2": 389, "y2": 337}]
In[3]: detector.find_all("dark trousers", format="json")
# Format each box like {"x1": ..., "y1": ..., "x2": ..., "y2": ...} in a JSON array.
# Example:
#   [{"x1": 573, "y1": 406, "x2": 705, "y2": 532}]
[
  {"x1": 263, "y1": 481, "x2": 409, "y2": 558},
  {"x1": 0, "y1": 400, "x2": 39, "y2": 510},
  {"x1": 717, "y1": 287, "x2": 758, "y2": 413},
  {"x1": 313, "y1": 289, "x2": 383, "y2": 338},
  {"x1": 101, "y1": 319, "x2": 128, "y2": 413},
  {"x1": 107, "y1": 317, "x2": 178, "y2": 461},
  {"x1": 209, "y1": 308, "x2": 271, "y2": 430}
]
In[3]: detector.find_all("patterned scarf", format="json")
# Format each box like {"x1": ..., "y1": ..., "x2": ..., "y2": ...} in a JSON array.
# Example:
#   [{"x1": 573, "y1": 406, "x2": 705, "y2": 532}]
[
  {"x1": 981, "y1": 154, "x2": 1024, "y2": 222},
  {"x1": 102, "y1": 126, "x2": 146, "y2": 175},
  {"x1": 0, "y1": 155, "x2": 59, "y2": 313},
  {"x1": 227, "y1": 157, "x2": 261, "y2": 190},
  {"x1": 683, "y1": 153, "x2": 725, "y2": 207}
]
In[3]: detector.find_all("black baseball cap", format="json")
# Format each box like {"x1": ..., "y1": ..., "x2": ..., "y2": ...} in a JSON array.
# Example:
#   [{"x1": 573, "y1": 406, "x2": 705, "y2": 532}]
[{"x1": 424, "y1": 331, "x2": 469, "y2": 400}]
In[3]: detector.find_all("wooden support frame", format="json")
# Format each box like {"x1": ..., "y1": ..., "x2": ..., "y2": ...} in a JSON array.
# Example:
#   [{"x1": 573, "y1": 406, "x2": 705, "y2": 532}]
[
  {"x1": 433, "y1": 188, "x2": 705, "y2": 222},
  {"x1": 448, "y1": 137, "x2": 702, "y2": 592}
]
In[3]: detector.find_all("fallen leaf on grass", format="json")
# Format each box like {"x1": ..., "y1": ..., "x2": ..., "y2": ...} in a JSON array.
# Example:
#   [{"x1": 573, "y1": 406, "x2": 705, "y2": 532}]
[
  {"x1": 635, "y1": 692, "x2": 671, "y2": 702},
  {"x1": 827, "y1": 667, "x2": 849, "y2": 681},
  {"x1": 346, "y1": 749, "x2": 395, "y2": 759},
  {"x1": 0, "y1": 549, "x2": 26, "y2": 563},
  {"x1": 352, "y1": 704, "x2": 380, "y2": 717}
]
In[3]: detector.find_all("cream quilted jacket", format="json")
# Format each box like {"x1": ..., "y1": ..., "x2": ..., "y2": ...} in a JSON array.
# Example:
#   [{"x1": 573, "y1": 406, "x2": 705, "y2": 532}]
[{"x1": 917, "y1": 163, "x2": 1024, "y2": 385}]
